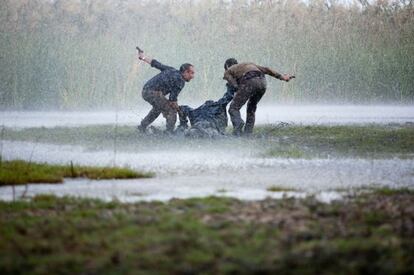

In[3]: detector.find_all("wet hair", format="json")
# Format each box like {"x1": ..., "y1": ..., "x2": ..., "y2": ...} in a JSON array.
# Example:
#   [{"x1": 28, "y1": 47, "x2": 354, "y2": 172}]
[
  {"x1": 180, "y1": 63, "x2": 193, "y2": 73},
  {"x1": 224, "y1": 58, "x2": 238, "y2": 70}
]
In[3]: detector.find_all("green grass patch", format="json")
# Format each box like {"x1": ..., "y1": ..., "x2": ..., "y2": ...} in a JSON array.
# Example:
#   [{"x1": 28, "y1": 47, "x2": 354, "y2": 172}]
[
  {"x1": 264, "y1": 145, "x2": 306, "y2": 158},
  {"x1": 372, "y1": 187, "x2": 414, "y2": 196},
  {"x1": 266, "y1": 186, "x2": 296, "y2": 192},
  {"x1": 0, "y1": 193, "x2": 413, "y2": 274},
  {"x1": 257, "y1": 124, "x2": 414, "y2": 158},
  {"x1": 0, "y1": 160, "x2": 153, "y2": 186},
  {"x1": 341, "y1": 186, "x2": 414, "y2": 197}
]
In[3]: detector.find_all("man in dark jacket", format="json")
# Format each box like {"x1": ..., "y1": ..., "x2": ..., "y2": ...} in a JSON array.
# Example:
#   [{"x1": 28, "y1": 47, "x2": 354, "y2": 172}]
[
  {"x1": 223, "y1": 58, "x2": 294, "y2": 135},
  {"x1": 137, "y1": 51, "x2": 195, "y2": 133}
]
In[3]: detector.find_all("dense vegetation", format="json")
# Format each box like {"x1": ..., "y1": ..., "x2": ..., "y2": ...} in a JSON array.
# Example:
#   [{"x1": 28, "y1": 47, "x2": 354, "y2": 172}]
[{"x1": 0, "y1": 0, "x2": 413, "y2": 109}]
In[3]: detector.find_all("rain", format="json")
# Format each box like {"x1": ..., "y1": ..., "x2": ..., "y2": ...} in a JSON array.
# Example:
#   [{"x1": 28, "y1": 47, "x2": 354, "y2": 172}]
[
  {"x1": 1, "y1": 0, "x2": 414, "y2": 202},
  {"x1": 1, "y1": 0, "x2": 414, "y2": 201}
]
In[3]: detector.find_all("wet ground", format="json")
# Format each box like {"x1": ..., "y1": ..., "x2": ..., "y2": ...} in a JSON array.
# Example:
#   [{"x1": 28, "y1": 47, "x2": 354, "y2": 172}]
[
  {"x1": 2, "y1": 105, "x2": 414, "y2": 128},
  {"x1": 1, "y1": 105, "x2": 414, "y2": 201}
]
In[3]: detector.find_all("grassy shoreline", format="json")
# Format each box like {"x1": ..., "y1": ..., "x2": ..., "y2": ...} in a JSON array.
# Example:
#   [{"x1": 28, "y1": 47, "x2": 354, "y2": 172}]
[
  {"x1": 3, "y1": 124, "x2": 414, "y2": 159},
  {"x1": 0, "y1": 191, "x2": 413, "y2": 274},
  {"x1": 257, "y1": 124, "x2": 414, "y2": 158},
  {"x1": 0, "y1": 160, "x2": 153, "y2": 186}
]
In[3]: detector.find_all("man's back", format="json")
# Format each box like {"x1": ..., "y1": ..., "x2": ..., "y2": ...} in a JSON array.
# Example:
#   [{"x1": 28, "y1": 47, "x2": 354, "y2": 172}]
[
  {"x1": 224, "y1": 62, "x2": 283, "y2": 88},
  {"x1": 143, "y1": 60, "x2": 185, "y2": 101},
  {"x1": 225, "y1": 63, "x2": 262, "y2": 79}
]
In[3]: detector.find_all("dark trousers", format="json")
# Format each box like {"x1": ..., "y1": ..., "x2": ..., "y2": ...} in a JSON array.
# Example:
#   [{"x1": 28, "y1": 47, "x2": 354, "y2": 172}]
[
  {"x1": 229, "y1": 77, "x2": 267, "y2": 135},
  {"x1": 140, "y1": 90, "x2": 177, "y2": 132}
]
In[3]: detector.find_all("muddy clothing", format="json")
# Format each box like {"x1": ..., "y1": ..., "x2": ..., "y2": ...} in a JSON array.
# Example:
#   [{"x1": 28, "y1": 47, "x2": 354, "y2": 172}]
[
  {"x1": 224, "y1": 62, "x2": 281, "y2": 135},
  {"x1": 140, "y1": 59, "x2": 186, "y2": 132},
  {"x1": 143, "y1": 59, "x2": 185, "y2": 101},
  {"x1": 141, "y1": 90, "x2": 177, "y2": 132},
  {"x1": 229, "y1": 76, "x2": 267, "y2": 135},
  {"x1": 178, "y1": 84, "x2": 236, "y2": 138}
]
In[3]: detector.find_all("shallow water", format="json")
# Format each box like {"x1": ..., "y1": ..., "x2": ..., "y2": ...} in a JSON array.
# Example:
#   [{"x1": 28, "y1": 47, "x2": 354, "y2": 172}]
[
  {"x1": 1, "y1": 140, "x2": 413, "y2": 202},
  {"x1": 1, "y1": 105, "x2": 414, "y2": 128},
  {"x1": 2, "y1": 105, "x2": 413, "y2": 202}
]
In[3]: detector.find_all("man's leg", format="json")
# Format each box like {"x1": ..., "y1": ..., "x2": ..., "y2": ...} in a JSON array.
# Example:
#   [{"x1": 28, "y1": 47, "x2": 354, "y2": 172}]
[
  {"x1": 177, "y1": 106, "x2": 192, "y2": 129},
  {"x1": 229, "y1": 85, "x2": 251, "y2": 136},
  {"x1": 154, "y1": 94, "x2": 177, "y2": 133},
  {"x1": 245, "y1": 91, "x2": 265, "y2": 135},
  {"x1": 139, "y1": 90, "x2": 162, "y2": 131},
  {"x1": 245, "y1": 78, "x2": 267, "y2": 135},
  {"x1": 163, "y1": 109, "x2": 177, "y2": 133},
  {"x1": 140, "y1": 107, "x2": 161, "y2": 129}
]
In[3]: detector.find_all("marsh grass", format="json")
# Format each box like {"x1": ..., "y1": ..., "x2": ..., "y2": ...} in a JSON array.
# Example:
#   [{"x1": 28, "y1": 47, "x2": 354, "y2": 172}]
[
  {"x1": 0, "y1": 193, "x2": 413, "y2": 274},
  {"x1": 266, "y1": 186, "x2": 297, "y2": 192},
  {"x1": 366, "y1": 186, "x2": 414, "y2": 196},
  {"x1": 264, "y1": 144, "x2": 306, "y2": 159},
  {"x1": 4, "y1": 124, "x2": 414, "y2": 159},
  {"x1": 0, "y1": 160, "x2": 153, "y2": 186},
  {"x1": 257, "y1": 124, "x2": 414, "y2": 158},
  {"x1": 3, "y1": 125, "x2": 251, "y2": 153}
]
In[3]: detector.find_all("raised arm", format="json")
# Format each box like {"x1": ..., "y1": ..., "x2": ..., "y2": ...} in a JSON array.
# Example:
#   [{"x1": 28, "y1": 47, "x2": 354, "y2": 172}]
[
  {"x1": 138, "y1": 51, "x2": 174, "y2": 71},
  {"x1": 256, "y1": 65, "x2": 294, "y2": 82}
]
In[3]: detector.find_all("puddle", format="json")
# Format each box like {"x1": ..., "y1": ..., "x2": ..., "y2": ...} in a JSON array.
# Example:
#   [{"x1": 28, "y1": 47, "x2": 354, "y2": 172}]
[
  {"x1": 1, "y1": 105, "x2": 413, "y2": 202},
  {"x1": 1, "y1": 140, "x2": 413, "y2": 202}
]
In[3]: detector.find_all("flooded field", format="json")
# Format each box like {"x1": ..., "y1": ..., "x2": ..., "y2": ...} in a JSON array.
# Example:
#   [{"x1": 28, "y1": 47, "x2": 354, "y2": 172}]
[
  {"x1": 1, "y1": 105, "x2": 413, "y2": 202},
  {"x1": 1, "y1": 105, "x2": 414, "y2": 128}
]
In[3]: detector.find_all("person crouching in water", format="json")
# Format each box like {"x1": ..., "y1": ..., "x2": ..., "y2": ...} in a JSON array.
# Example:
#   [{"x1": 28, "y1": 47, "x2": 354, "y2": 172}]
[
  {"x1": 223, "y1": 58, "x2": 294, "y2": 136},
  {"x1": 137, "y1": 51, "x2": 195, "y2": 133}
]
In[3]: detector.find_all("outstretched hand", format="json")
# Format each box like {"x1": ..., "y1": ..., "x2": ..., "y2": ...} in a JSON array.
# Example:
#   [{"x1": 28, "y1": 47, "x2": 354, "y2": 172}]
[{"x1": 281, "y1": 74, "x2": 295, "y2": 82}]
